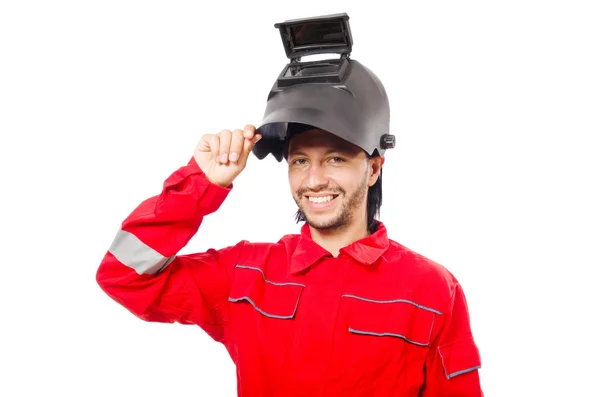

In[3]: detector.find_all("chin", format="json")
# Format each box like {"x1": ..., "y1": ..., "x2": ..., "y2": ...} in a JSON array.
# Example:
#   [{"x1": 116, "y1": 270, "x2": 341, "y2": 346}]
[{"x1": 305, "y1": 212, "x2": 347, "y2": 231}]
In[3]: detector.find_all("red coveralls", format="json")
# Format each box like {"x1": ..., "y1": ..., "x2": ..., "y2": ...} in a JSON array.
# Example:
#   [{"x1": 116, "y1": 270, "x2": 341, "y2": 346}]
[{"x1": 96, "y1": 158, "x2": 483, "y2": 396}]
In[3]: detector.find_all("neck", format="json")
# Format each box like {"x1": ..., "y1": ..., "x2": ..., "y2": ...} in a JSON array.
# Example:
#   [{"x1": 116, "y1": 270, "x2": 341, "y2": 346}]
[{"x1": 309, "y1": 216, "x2": 370, "y2": 257}]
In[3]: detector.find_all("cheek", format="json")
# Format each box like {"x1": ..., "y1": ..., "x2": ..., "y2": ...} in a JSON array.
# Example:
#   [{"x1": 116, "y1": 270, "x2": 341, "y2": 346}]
[
  {"x1": 328, "y1": 168, "x2": 363, "y2": 189},
  {"x1": 288, "y1": 171, "x2": 302, "y2": 192}
]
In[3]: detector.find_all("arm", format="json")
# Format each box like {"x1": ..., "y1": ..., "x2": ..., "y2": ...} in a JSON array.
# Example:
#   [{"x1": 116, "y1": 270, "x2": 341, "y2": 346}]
[
  {"x1": 419, "y1": 281, "x2": 484, "y2": 396},
  {"x1": 95, "y1": 156, "x2": 241, "y2": 341}
]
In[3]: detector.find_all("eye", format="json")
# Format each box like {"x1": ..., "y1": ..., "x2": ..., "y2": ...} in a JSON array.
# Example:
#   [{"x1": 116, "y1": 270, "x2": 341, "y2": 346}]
[
  {"x1": 329, "y1": 156, "x2": 345, "y2": 163},
  {"x1": 291, "y1": 158, "x2": 307, "y2": 165}
]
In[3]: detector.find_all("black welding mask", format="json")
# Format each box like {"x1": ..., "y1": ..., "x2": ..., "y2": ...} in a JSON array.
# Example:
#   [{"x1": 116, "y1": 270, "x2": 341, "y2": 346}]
[{"x1": 253, "y1": 13, "x2": 395, "y2": 162}]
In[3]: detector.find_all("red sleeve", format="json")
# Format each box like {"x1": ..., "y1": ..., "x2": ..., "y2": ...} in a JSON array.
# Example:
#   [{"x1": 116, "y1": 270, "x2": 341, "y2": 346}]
[
  {"x1": 95, "y1": 157, "x2": 241, "y2": 342},
  {"x1": 420, "y1": 281, "x2": 484, "y2": 396}
]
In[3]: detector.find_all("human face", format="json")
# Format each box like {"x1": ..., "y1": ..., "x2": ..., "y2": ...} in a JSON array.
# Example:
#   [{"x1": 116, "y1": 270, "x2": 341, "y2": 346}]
[{"x1": 287, "y1": 129, "x2": 380, "y2": 232}]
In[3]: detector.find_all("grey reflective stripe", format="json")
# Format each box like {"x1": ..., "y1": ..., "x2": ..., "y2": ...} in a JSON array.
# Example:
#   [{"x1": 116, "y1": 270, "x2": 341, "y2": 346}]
[
  {"x1": 228, "y1": 296, "x2": 298, "y2": 319},
  {"x1": 438, "y1": 348, "x2": 481, "y2": 379},
  {"x1": 447, "y1": 365, "x2": 481, "y2": 379},
  {"x1": 348, "y1": 328, "x2": 429, "y2": 347},
  {"x1": 341, "y1": 294, "x2": 442, "y2": 315},
  {"x1": 108, "y1": 229, "x2": 175, "y2": 275},
  {"x1": 234, "y1": 265, "x2": 305, "y2": 287}
]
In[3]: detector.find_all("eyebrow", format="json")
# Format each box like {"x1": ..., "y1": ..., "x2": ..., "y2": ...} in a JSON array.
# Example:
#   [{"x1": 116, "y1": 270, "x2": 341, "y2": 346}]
[{"x1": 288, "y1": 147, "x2": 356, "y2": 157}]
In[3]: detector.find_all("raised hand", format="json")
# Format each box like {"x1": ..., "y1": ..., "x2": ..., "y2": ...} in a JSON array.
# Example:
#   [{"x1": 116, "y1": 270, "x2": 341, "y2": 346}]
[{"x1": 194, "y1": 124, "x2": 262, "y2": 188}]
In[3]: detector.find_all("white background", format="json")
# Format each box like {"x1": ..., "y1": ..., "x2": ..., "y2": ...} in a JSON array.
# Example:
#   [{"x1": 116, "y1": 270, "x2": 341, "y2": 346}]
[{"x1": 1, "y1": 1, "x2": 599, "y2": 396}]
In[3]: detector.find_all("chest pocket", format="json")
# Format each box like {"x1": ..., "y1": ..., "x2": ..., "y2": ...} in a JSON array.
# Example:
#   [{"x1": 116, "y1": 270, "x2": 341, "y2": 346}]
[
  {"x1": 228, "y1": 265, "x2": 305, "y2": 319},
  {"x1": 342, "y1": 294, "x2": 441, "y2": 347}
]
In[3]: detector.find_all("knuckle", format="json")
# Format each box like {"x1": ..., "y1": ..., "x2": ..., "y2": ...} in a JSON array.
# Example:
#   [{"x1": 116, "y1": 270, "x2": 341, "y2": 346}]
[
  {"x1": 219, "y1": 131, "x2": 230, "y2": 143},
  {"x1": 219, "y1": 129, "x2": 232, "y2": 140},
  {"x1": 232, "y1": 129, "x2": 243, "y2": 143}
]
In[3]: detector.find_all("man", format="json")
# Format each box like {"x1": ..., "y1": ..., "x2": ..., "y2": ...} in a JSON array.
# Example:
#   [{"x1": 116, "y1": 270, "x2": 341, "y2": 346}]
[{"x1": 96, "y1": 13, "x2": 483, "y2": 397}]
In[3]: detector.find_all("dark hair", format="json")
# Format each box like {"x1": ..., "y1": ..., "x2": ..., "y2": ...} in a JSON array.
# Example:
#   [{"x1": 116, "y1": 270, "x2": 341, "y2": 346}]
[
  {"x1": 286, "y1": 123, "x2": 383, "y2": 234},
  {"x1": 366, "y1": 163, "x2": 383, "y2": 234}
]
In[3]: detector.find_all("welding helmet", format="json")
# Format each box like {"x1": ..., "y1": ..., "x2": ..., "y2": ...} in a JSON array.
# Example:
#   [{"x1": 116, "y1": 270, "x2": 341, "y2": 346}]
[{"x1": 253, "y1": 13, "x2": 395, "y2": 162}]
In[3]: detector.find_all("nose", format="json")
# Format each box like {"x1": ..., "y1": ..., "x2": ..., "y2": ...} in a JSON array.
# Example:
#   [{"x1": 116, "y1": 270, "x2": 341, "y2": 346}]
[{"x1": 305, "y1": 162, "x2": 329, "y2": 191}]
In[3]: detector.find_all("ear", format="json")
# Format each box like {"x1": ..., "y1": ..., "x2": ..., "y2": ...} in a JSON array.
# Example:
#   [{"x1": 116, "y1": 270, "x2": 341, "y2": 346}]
[{"x1": 368, "y1": 156, "x2": 385, "y2": 187}]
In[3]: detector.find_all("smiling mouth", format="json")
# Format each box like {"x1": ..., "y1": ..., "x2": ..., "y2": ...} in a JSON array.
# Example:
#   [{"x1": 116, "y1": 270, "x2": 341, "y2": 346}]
[{"x1": 306, "y1": 194, "x2": 339, "y2": 203}]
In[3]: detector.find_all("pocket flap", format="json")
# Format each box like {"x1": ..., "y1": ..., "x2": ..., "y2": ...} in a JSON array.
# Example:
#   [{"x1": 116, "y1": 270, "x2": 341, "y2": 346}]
[
  {"x1": 228, "y1": 265, "x2": 304, "y2": 319},
  {"x1": 343, "y1": 294, "x2": 440, "y2": 347},
  {"x1": 438, "y1": 337, "x2": 482, "y2": 379}
]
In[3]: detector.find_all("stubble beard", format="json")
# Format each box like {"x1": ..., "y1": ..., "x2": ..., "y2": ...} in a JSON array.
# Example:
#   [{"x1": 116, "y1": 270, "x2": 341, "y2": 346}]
[{"x1": 294, "y1": 173, "x2": 369, "y2": 232}]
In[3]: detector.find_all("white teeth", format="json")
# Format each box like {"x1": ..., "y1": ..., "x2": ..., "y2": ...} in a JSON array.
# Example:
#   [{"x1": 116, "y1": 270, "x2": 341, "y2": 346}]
[{"x1": 308, "y1": 195, "x2": 334, "y2": 203}]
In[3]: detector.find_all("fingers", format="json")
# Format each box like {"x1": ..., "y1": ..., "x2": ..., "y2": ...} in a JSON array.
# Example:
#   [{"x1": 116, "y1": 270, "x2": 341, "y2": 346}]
[
  {"x1": 202, "y1": 125, "x2": 262, "y2": 164},
  {"x1": 209, "y1": 134, "x2": 219, "y2": 161},
  {"x1": 243, "y1": 124, "x2": 256, "y2": 139},
  {"x1": 229, "y1": 129, "x2": 244, "y2": 162},
  {"x1": 217, "y1": 129, "x2": 232, "y2": 164}
]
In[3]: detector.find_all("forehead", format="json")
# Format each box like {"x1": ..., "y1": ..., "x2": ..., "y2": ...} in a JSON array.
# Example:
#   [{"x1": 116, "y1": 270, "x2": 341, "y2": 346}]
[{"x1": 288, "y1": 129, "x2": 362, "y2": 155}]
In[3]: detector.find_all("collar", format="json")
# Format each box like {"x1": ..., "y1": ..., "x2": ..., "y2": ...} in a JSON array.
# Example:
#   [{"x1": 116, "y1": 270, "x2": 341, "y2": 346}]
[{"x1": 289, "y1": 221, "x2": 390, "y2": 275}]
